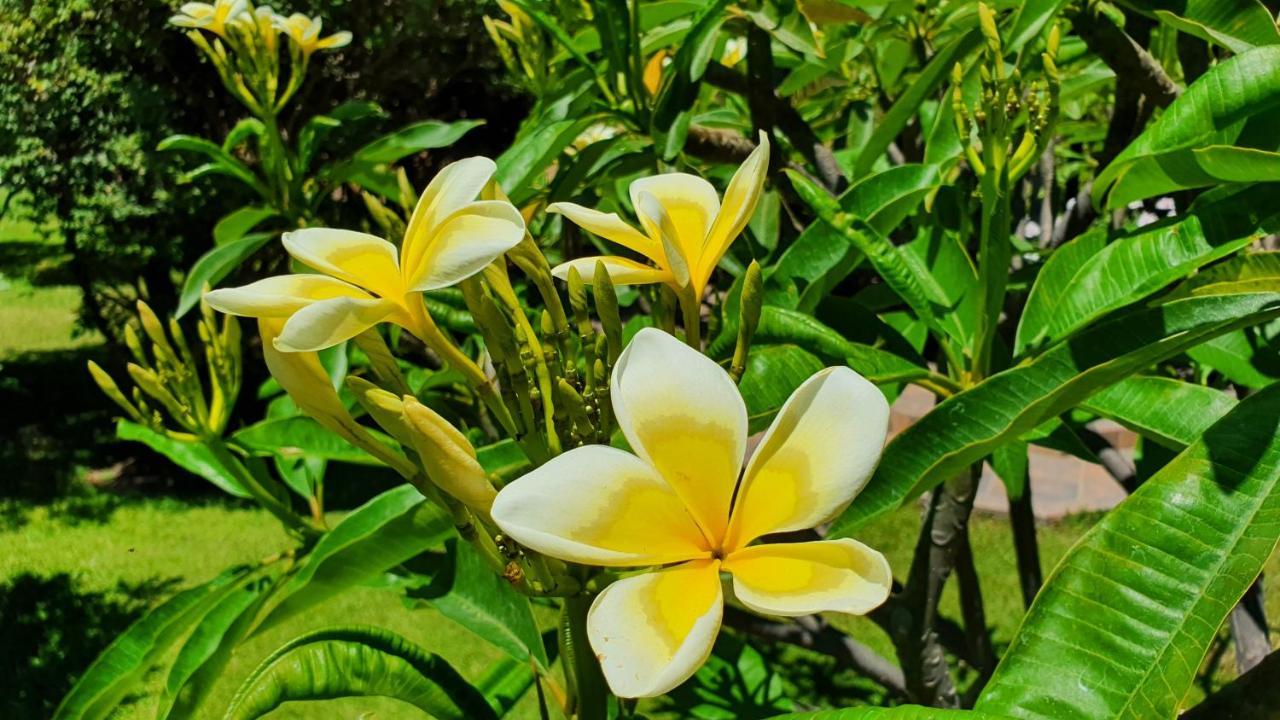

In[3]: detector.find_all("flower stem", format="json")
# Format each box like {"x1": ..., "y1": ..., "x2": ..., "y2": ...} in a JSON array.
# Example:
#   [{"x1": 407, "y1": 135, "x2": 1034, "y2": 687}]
[
  {"x1": 678, "y1": 286, "x2": 702, "y2": 350},
  {"x1": 407, "y1": 299, "x2": 518, "y2": 438}
]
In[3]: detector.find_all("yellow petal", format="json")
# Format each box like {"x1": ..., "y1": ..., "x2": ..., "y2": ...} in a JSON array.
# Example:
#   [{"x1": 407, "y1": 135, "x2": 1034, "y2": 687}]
[
  {"x1": 612, "y1": 328, "x2": 746, "y2": 546},
  {"x1": 282, "y1": 228, "x2": 402, "y2": 299},
  {"x1": 546, "y1": 201, "x2": 661, "y2": 261},
  {"x1": 551, "y1": 256, "x2": 672, "y2": 286},
  {"x1": 274, "y1": 296, "x2": 399, "y2": 352},
  {"x1": 629, "y1": 173, "x2": 719, "y2": 274},
  {"x1": 403, "y1": 156, "x2": 497, "y2": 274},
  {"x1": 492, "y1": 445, "x2": 710, "y2": 566},
  {"x1": 588, "y1": 560, "x2": 723, "y2": 698},
  {"x1": 724, "y1": 367, "x2": 888, "y2": 550},
  {"x1": 203, "y1": 274, "x2": 370, "y2": 318},
  {"x1": 642, "y1": 50, "x2": 668, "y2": 96},
  {"x1": 260, "y1": 320, "x2": 417, "y2": 478},
  {"x1": 406, "y1": 200, "x2": 525, "y2": 291},
  {"x1": 699, "y1": 132, "x2": 770, "y2": 291},
  {"x1": 722, "y1": 539, "x2": 891, "y2": 617},
  {"x1": 635, "y1": 191, "x2": 690, "y2": 287}
]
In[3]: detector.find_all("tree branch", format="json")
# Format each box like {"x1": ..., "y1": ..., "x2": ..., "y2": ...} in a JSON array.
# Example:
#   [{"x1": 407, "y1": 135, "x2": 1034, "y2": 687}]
[
  {"x1": 723, "y1": 606, "x2": 907, "y2": 697},
  {"x1": 1069, "y1": 6, "x2": 1180, "y2": 110},
  {"x1": 705, "y1": 59, "x2": 847, "y2": 192}
]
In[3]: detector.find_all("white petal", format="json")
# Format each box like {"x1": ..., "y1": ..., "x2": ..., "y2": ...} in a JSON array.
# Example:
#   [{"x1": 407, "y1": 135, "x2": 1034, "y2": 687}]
[
  {"x1": 724, "y1": 366, "x2": 888, "y2": 550},
  {"x1": 636, "y1": 191, "x2": 690, "y2": 287},
  {"x1": 406, "y1": 200, "x2": 525, "y2": 291},
  {"x1": 611, "y1": 328, "x2": 746, "y2": 545},
  {"x1": 723, "y1": 539, "x2": 891, "y2": 617},
  {"x1": 282, "y1": 228, "x2": 401, "y2": 299},
  {"x1": 700, "y1": 131, "x2": 770, "y2": 291},
  {"x1": 274, "y1": 296, "x2": 400, "y2": 352},
  {"x1": 203, "y1": 274, "x2": 370, "y2": 318},
  {"x1": 403, "y1": 156, "x2": 497, "y2": 272},
  {"x1": 588, "y1": 560, "x2": 723, "y2": 698},
  {"x1": 491, "y1": 445, "x2": 710, "y2": 567},
  {"x1": 546, "y1": 202, "x2": 661, "y2": 261},
  {"x1": 551, "y1": 256, "x2": 672, "y2": 286}
]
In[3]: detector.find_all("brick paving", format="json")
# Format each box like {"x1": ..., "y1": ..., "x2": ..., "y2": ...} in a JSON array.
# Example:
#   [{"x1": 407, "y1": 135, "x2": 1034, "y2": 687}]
[{"x1": 888, "y1": 385, "x2": 1130, "y2": 519}]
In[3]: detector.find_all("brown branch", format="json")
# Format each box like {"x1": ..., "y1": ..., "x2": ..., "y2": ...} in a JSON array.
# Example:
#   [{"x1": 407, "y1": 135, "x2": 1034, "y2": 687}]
[
  {"x1": 684, "y1": 125, "x2": 756, "y2": 164},
  {"x1": 705, "y1": 59, "x2": 847, "y2": 192},
  {"x1": 723, "y1": 606, "x2": 907, "y2": 697},
  {"x1": 1069, "y1": 6, "x2": 1180, "y2": 110}
]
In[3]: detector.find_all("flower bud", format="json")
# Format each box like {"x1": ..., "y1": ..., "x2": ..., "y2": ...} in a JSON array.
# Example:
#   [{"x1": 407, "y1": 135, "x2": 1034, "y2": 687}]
[{"x1": 402, "y1": 397, "x2": 497, "y2": 518}]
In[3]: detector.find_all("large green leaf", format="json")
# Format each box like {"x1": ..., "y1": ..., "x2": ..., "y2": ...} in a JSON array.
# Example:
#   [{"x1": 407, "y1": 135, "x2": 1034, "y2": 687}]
[
  {"x1": 1093, "y1": 46, "x2": 1280, "y2": 208},
  {"x1": 774, "y1": 164, "x2": 944, "y2": 312},
  {"x1": 252, "y1": 485, "x2": 452, "y2": 635},
  {"x1": 116, "y1": 420, "x2": 248, "y2": 498},
  {"x1": 739, "y1": 344, "x2": 825, "y2": 432},
  {"x1": 474, "y1": 657, "x2": 536, "y2": 717},
  {"x1": 1188, "y1": 324, "x2": 1280, "y2": 388},
  {"x1": 1117, "y1": 0, "x2": 1280, "y2": 53},
  {"x1": 225, "y1": 626, "x2": 495, "y2": 720},
  {"x1": 711, "y1": 306, "x2": 935, "y2": 385},
  {"x1": 158, "y1": 134, "x2": 268, "y2": 197},
  {"x1": 977, "y1": 383, "x2": 1280, "y2": 720},
  {"x1": 212, "y1": 206, "x2": 277, "y2": 246},
  {"x1": 787, "y1": 171, "x2": 951, "y2": 337},
  {"x1": 53, "y1": 568, "x2": 252, "y2": 720},
  {"x1": 1082, "y1": 376, "x2": 1236, "y2": 449},
  {"x1": 830, "y1": 290, "x2": 1280, "y2": 534},
  {"x1": 406, "y1": 539, "x2": 550, "y2": 669},
  {"x1": 495, "y1": 117, "x2": 594, "y2": 205},
  {"x1": 156, "y1": 576, "x2": 272, "y2": 719},
  {"x1": 232, "y1": 416, "x2": 395, "y2": 465},
  {"x1": 176, "y1": 232, "x2": 274, "y2": 318},
  {"x1": 1015, "y1": 183, "x2": 1280, "y2": 355}
]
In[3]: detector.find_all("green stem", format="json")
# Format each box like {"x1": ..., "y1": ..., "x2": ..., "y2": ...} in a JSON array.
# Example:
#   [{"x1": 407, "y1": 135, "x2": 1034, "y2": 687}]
[
  {"x1": 205, "y1": 437, "x2": 317, "y2": 537},
  {"x1": 407, "y1": 299, "x2": 519, "y2": 438},
  {"x1": 678, "y1": 286, "x2": 702, "y2": 350},
  {"x1": 564, "y1": 596, "x2": 609, "y2": 720}
]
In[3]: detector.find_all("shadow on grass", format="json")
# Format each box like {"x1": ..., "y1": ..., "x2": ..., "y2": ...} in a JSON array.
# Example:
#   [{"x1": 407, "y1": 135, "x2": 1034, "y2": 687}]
[
  {"x1": 0, "y1": 572, "x2": 179, "y2": 717},
  {"x1": 0, "y1": 346, "x2": 120, "y2": 504}
]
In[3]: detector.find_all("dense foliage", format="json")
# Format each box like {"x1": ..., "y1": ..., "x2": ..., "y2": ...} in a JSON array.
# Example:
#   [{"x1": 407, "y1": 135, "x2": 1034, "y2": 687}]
[
  {"x1": 0, "y1": 0, "x2": 521, "y2": 338},
  {"x1": 49, "y1": 0, "x2": 1280, "y2": 718}
]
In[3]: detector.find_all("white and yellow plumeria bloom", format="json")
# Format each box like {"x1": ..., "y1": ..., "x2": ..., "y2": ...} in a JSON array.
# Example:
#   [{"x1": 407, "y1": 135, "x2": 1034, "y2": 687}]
[
  {"x1": 205, "y1": 157, "x2": 524, "y2": 353},
  {"x1": 169, "y1": 0, "x2": 249, "y2": 36},
  {"x1": 274, "y1": 12, "x2": 352, "y2": 55},
  {"x1": 491, "y1": 328, "x2": 892, "y2": 697},
  {"x1": 548, "y1": 133, "x2": 770, "y2": 299}
]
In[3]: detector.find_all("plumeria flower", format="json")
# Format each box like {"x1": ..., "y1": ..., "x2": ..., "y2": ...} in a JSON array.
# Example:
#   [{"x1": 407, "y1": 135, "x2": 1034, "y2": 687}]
[
  {"x1": 492, "y1": 328, "x2": 892, "y2": 697},
  {"x1": 274, "y1": 12, "x2": 353, "y2": 55},
  {"x1": 170, "y1": 0, "x2": 249, "y2": 36},
  {"x1": 548, "y1": 133, "x2": 770, "y2": 300},
  {"x1": 205, "y1": 157, "x2": 524, "y2": 353}
]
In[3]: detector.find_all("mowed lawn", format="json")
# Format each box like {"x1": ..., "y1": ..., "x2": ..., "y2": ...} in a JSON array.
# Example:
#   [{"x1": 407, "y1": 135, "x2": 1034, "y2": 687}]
[{"x1": 7, "y1": 487, "x2": 1278, "y2": 718}]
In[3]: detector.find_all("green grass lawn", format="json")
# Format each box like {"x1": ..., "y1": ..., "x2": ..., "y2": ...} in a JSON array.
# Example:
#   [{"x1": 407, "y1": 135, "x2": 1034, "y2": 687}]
[{"x1": 7, "y1": 486, "x2": 1275, "y2": 718}]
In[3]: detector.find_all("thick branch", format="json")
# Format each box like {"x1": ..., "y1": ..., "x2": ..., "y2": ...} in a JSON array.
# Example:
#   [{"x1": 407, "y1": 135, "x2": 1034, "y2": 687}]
[
  {"x1": 1181, "y1": 647, "x2": 1280, "y2": 720},
  {"x1": 724, "y1": 606, "x2": 907, "y2": 697},
  {"x1": 1069, "y1": 7, "x2": 1180, "y2": 109},
  {"x1": 684, "y1": 125, "x2": 756, "y2": 164},
  {"x1": 706, "y1": 59, "x2": 847, "y2": 192}
]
